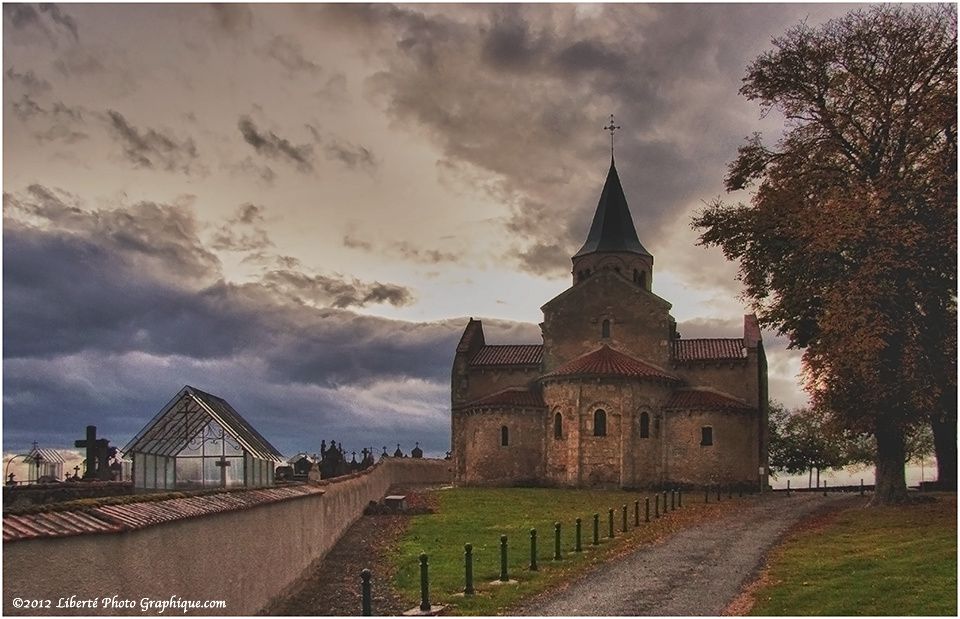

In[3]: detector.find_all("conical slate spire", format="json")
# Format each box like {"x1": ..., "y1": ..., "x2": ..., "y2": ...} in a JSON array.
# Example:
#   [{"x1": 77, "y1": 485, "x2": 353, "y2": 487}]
[{"x1": 573, "y1": 160, "x2": 651, "y2": 258}]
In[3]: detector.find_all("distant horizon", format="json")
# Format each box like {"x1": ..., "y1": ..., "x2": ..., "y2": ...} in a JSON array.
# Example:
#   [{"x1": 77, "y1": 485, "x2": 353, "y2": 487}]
[{"x1": 4, "y1": 3, "x2": 862, "y2": 456}]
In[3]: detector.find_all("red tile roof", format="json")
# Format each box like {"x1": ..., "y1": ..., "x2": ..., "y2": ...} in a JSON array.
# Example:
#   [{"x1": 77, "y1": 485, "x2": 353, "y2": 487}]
[
  {"x1": 3, "y1": 484, "x2": 327, "y2": 543},
  {"x1": 471, "y1": 344, "x2": 543, "y2": 367},
  {"x1": 543, "y1": 346, "x2": 678, "y2": 381},
  {"x1": 672, "y1": 338, "x2": 746, "y2": 362},
  {"x1": 665, "y1": 389, "x2": 754, "y2": 411},
  {"x1": 463, "y1": 387, "x2": 546, "y2": 409}
]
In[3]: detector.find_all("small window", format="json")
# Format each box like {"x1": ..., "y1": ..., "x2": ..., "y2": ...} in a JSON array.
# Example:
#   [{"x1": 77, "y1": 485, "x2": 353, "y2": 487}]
[
  {"x1": 501, "y1": 426, "x2": 509, "y2": 446},
  {"x1": 640, "y1": 412, "x2": 650, "y2": 439},
  {"x1": 701, "y1": 426, "x2": 713, "y2": 446},
  {"x1": 554, "y1": 413, "x2": 563, "y2": 440},
  {"x1": 639, "y1": 271, "x2": 647, "y2": 289},
  {"x1": 601, "y1": 319, "x2": 610, "y2": 338},
  {"x1": 594, "y1": 409, "x2": 607, "y2": 437}
]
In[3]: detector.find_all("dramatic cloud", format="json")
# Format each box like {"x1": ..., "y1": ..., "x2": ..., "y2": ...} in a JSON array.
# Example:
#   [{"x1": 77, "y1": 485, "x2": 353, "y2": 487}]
[
  {"x1": 106, "y1": 110, "x2": 203, "y2": 174},
  {"x1": 209, "y1": 203, "x2": 273, "y2": 252},
  {"x1": 306, "y1": 124, "x2": 378, "y2": 171},
  {"x1": 4, "y1": 3, "x2": 79, "y2": 46},
  {"x1": 238, "y1": 115, "x2": 313, "y2": 172},
  {"x1": 264, "y1": 35, "x2": 321, "y2": 74},
  {"x1": 260, "y1": 270, "x2": 414, "y2": 309},
  {"x1": 5, "y1": 67, "x2": 52, "y2": 94},
  {"x1": 342, "y1": 235, "x2": 460, "y2": 265},
  {"x1": 209, "y1": 3, "x2": 253, "y2": 35}
]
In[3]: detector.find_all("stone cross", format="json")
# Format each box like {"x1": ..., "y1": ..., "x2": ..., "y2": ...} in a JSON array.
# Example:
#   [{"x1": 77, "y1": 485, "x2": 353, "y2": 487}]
[
  {"x1": 74, "y1": 425, "x2": 112, "y2": 480},
  {"x1": 214, "y1": 457, "x2": 231, "y2": 488}
]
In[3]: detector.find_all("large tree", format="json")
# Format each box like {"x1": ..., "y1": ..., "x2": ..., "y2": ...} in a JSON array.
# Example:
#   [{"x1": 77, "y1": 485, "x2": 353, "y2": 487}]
[{"x1": 694, "y1": 5, "x2": 956, "y2": 504}]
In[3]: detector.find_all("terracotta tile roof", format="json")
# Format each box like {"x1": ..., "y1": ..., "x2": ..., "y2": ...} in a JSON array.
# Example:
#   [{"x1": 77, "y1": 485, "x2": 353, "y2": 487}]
[
  {"x1": 3, "y1": 484, "x2": 326, "y2": 543},
  {"x1": 470, "y1": 344, "x2": 543, "y2": 367},
  {"x1": 672, "y1": 338, "x2": 747, "y2": 362},
  {"x1": 543, "y1": 346, "x2": 678, "y2": 381},
  {"x1": 665, "y1": 389, "x2": 754, "y2": 411},
  {"x1": 463, "y1": 387, "x2": 546, "y2": 409}
]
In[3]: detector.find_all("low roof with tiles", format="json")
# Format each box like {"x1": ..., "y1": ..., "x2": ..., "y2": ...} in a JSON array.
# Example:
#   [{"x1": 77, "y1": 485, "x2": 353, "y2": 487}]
[
  {"x1": 470, "y1": 344, "x2": 543, "y2": 367},
  {"x1": 664, "y1": 388, "x2": 754, "y2": 411},
  {"x1": 543, "y1": 345, "x2": 678, "y2": 382},
  {"x1": 460, "y1": 387, "x2": 546, "y2": 409},
  {"x1": 671, "y1": 338, "x2": 747, "y2": 362}
]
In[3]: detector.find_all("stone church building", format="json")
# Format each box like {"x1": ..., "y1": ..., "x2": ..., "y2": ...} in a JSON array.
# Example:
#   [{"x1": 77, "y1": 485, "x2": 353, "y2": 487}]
[{"x1": 450, "y1": 159, "x2": 769, "y2": 489}]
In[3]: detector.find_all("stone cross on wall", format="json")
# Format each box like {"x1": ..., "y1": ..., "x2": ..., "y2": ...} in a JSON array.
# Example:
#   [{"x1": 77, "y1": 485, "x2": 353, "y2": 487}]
[{"x1": 74, "y1": 425, "x2": 117, "y2": 480}]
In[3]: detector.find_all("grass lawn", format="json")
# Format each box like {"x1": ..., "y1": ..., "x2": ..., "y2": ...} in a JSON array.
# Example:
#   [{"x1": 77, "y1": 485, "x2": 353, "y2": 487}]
[
  {"x1": 388, "y1": 486, "x2": 743, "y2": 615},
  {"x1": 750, "y1": 493, "x2": 957, "y2": 616}
]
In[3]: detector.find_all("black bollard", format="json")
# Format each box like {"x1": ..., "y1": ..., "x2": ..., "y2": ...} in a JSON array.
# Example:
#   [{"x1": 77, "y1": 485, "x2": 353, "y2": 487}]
[
  {"x1": 655, "y1": 494, "x2": 660, "y2": 518},
  {"x1": 554, "y1": 522, "x2": 562, "y2": 560},
  {"x1": 728, "y1": 486, "x2": 732, "y2": 499},
  {"x1": 663, "y1": 491, "x2": 669, "y2": 512},
  {"x1": 499, "y1": 535, "x2": 509, "y2": 582},
  {"x1": 823, "y1": 480, "x2": 828, "y2": 497},
  {"x1": 634, "y1": 499, "x2": 640, "y2": 526},
  {"x1": 860, "y1": 478, "x2": 864, "y2": 496},
  {"x1": 464, "y1": 544, "x2": 475, "y2": 595},
  {"x1": 622, "y1": 504, "x2": 628, "y2": 532},
  {"x1": 592, "y1": 513, "x2": 599, "y2": 545},
  {"x1": 361, "y1": 569, "x2": 372, "y2": 616},
  {"x1": 739, "y1": 487, "x2": 743, "y2": 498},
  {"x1": 678, "y1": 489, "x2": 683, "y2": 508},
  {"x1": 787, "y1": 480, "x2": 791, "y2": 496},
  {"x1": 705, "y1": 487, "x2": 709, "y2": 503},
  {"x1": 671, "y1": 490, "x2": 676, "y2": 511},
  {"x1": 608, "y1": 508, "x2": 615, "y2": 538},
  {"x1": 645, "y1": 497, "x2": 650, "y2": 522},
  {"x1": 575, "y1": 517, "x2": 583, "y2": 552},
  {"x1": 419, "y1": 553, "x2": 431, "y2": 612},
  {"x1": 716, "y1": 486, "x2": 721, "y2": 502},
  {"x1": 529, "y1": 529, "x2": 538, "y2": 571}
]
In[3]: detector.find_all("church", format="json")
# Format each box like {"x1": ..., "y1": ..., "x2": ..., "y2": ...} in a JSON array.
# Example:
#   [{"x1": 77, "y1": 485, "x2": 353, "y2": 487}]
[{"x1": 450, "y1": 156, "x2": 769, "y2": 489}]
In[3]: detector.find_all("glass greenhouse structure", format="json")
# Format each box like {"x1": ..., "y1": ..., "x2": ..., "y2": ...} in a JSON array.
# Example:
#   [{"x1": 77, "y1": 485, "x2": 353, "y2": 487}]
[{"x1": 123, "y1": 385, "x2": 285, "y2": 490}]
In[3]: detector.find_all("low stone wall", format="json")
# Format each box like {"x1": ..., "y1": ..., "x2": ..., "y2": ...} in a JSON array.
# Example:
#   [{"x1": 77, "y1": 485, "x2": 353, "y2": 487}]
[
  {"x1": 3, "y1": 481, "x2": 133, "y2": 508},
  {"x1": 3, "y1": 458, "x2": 451, "y2": 616}
]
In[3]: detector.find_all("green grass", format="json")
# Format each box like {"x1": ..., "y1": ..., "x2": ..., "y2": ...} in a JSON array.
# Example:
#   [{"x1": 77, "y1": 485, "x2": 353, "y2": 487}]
[
  {"x1": 750, "y1": 494, "x2": 957, "y2": 616},
  {"x1": 389, "y1": 486, "x2": 737, "y2": 615}
]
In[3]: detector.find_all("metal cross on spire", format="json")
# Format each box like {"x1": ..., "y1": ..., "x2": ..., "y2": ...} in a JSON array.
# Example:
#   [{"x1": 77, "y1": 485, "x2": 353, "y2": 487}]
[{"x1": 603, "y1": 114, "x2": 621, "y2": 159}]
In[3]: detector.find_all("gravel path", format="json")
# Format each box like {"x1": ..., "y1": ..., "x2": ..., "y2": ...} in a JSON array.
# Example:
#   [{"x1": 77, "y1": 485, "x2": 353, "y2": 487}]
[{"x1": 517, "y1": 492, "x2": 858, "y2": 616}]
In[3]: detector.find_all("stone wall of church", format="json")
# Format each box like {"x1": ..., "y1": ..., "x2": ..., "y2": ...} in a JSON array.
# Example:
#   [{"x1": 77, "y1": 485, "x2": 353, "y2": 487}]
[
  {"x1": 671, "y1": 360, "x2": 759, "y2": 406},
  {"x1": 463, "y1": 367, "x2": 541, "y2": 403},
  {"x1": 663, "y1": 409, "x2": 760, "y2": 486},
  {"x1": 542, "y1": 380, "x2": 672, "y2": 488},
  {"x1": 454, "y1": 408, "x2": 545, "y2": 485},
  {"x1": 542, "y1": 273, "x2": 674, "y2": 373}
]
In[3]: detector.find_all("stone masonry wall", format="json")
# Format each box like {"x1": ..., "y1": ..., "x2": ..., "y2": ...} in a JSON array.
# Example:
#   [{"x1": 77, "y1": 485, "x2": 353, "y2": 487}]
[
  {"x1": 456, "y1": 408, "x2": 544, "y2": 485},
  {"x1": 664, "y1": 410, "x2": 759, "y2": 486}
]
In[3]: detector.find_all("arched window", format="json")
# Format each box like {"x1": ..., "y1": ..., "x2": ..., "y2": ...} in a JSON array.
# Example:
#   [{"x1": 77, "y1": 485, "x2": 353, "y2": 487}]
[
  {"x1": 639, "y1": 271, "x2": 647, "y2": 289},
  {"x1": 501, "y1": 426, "x2": 509, "y2": 447},
  {"x1": 639, "y1": 412, "x2": 650, "y2": 439},
  {"x1": 554, "y1": 413, "x2": 563, "y2": 440},
  {"x1": 593, "y1": 409, "x2": 607, "y2": 437},
  {"x1": 601, "y1": 319, "x2": 611, "y2": 338}
]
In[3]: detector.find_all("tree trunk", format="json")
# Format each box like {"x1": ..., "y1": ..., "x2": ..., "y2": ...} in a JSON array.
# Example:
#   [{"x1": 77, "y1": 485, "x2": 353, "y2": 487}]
[
  {"x1": 931, "y1": 386, "x2": 957, "y2": 490},
  {"x1": 873, "y1": 416, "x2": 910, "y2": 505},
  {"x1": 815, "y1": 467, "x2": 820, "y2": 489},
  {"x1": 808, "y1": 469, "x2": 812, "y2": 489}
]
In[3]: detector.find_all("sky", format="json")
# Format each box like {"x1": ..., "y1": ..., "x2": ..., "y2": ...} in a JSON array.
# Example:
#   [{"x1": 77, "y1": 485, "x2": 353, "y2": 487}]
[{"x1": 3, "y1": 2, "x2": 866, "y2": 459}]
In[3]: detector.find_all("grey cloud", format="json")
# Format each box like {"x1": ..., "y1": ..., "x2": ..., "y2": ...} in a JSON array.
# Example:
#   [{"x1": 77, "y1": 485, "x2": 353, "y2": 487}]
[
  {"x1": 261, "y1": 270, "x2": 414, "y2": 309},
  {"x1": 238, "y1": 115, "x2": 313, "y2": 172},
  {"x1": 210, "y1": 3, "x2": 253, "y2": 34},
  {"x1": 4, "y1": 3, "x2": 77, "y2": 46},
  {"x1": 265, "y1": 35, "x2": 321, "y2": 74},
  {"x1": 554, "y1": 40, "x2": 627, "y2": 73},
  {"x1": 10, "y1": 94, "x2": 43, "y2": 121},
  {"x1": 342, "y1": 235, "x2": 460, "y2": 264},
  {"x1": 307, "y1": 124, "x2": 378, "y2": 171},
  {"x1": 210, "y1": 203, "x2": 273, "y2": 252},
  {"x1": 316, "y1": 73, "x2": 348, "y2": 105},
  {"x1": 5, "y1": 67, "x2": 52, "y2": 94},
  {"x1": 224, "y1": 156, "x2": 276, "y2": 186},
  {"x1": 343, "y1": 234, "x2": 373, "y2": 251},
  {"x1": 106, "y1": 110, "x2": 203, "y2": 175},
  {"x1": 53, "y1": 51, "x2": 104, "y2": 76}
]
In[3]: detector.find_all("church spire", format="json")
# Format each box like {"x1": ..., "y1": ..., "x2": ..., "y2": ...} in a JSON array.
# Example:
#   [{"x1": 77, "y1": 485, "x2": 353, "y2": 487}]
[{"x1": 573, "y1": 159, "x2": 651, "y2": 258}]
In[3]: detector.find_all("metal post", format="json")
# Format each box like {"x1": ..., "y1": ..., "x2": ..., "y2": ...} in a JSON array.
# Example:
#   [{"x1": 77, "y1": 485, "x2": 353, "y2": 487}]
[
  {"x1": 575, "y1": 518, "x2": 582, "y2": 552},
  {"x1": 645, "y1": 497, "x2": 650, "y2": 522},
  {"x1": 554, "y1": 522, "x2": 561, "y2": 560},
  {"x1": 499, "y1": 535, "x2": 509, "y2": 582},
  {"x1": 860, "y1": 478, "x2": 864, "y2": 496},
  {"x1": 655, "y1": 494, "x2": 660, "y2": 518},
  {"x1": 728, "y1": 486, "x2": 732, "y2": 499},
  {"x1": 663, "y1": 490, "x2": 668, "y2": 511},
  {"x1": 607, "y1": 508, "x2": 614, "y2": 538},
  {"x1": 634, "y1": 500, "x2": 640, "y2": 526},
  {"x1": 361, "y1": 569, "x2": 372, "y2": 616},
  {"x1": 705, "y1": 487, "x2": 709, "y2": 503},
  {"x1": 823, "y1": 480, "x2": 827, "y2": 497},
  {"x1": 592, "y1": 513, "x2": 599, "y2": 545},
  {"x1": 786, "y1": 480, "x2": 791, "y2": 496},
  {"x1": 678, "y1": 489, "x2": 683, "y2": 508},
  {"x1": 716, "y1": 486, "x2": 721, "y2": 502},
  {"x1": 529, "y1": 529, "x2": 538, "y2": 571},
  {"x1": 464, "y1": 544, "x2": 475, "y2": 595},
  {"x1": 622, "y1": 504, "x2": 628, "y2": 532},
  {"x1": 671, "y1": 490, "x2": 676, "y2": 511},
  {"x1": 419, "y1": 553, "x2": 430, "y2": 612}
]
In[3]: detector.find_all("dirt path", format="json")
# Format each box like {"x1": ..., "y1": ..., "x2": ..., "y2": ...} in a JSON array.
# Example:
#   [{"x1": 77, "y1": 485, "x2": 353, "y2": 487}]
[{"x1": 516, "y1": 492, "x2": 859, "y2": 616}]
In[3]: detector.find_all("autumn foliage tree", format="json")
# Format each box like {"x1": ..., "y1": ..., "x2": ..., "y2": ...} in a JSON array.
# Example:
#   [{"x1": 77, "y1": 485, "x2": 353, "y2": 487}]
[{"x1": 694, "y1": 6, "x2": 956, "y2": 504}]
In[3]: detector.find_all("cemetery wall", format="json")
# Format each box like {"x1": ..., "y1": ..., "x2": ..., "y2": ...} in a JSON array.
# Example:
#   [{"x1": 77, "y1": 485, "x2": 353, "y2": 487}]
[{"x1": 2, "y1": 457, "x2": 451, "y2": 616}]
